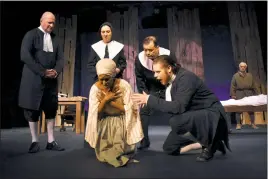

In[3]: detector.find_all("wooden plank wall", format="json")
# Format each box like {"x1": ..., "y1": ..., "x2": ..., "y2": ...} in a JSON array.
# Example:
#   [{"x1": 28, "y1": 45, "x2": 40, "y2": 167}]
[
  {"x1": 227, "y1": 2, "x2": 266, "y2": 86},
  {"x1": 53, "y1": 14, "x2": 78, "y2": 126},
  {"x1": 107, "y1": 7, "x2": 139, "y2": 92},
  {"x1": 167, "y1": 7, "x2": 204, "y2": 80},
  {"x1": 227, "y1": 2, "x2": 267, "y2": 125},
  {"x1": 54, "y1": 14, "x2": 78, "y2": 97}
]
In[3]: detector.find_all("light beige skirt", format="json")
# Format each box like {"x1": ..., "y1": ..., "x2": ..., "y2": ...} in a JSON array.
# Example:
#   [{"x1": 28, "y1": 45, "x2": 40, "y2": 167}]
[{"x1": 95, "y1": 115, "x2": 137, "y2": 167}]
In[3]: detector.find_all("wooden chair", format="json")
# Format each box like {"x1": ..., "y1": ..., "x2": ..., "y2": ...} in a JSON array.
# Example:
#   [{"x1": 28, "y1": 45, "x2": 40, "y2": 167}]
[{"x1": 58, "y1": 105, "x2": 76, "y2": 132}]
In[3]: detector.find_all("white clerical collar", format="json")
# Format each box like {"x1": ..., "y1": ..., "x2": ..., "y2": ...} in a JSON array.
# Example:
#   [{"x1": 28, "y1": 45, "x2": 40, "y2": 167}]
[
  {"x1": 91, "y1": 40, "x2": 124, "y2": 59},
  {"x1": 38, "y1": 26, "x2": 48, "y2": 34},
  {"x1": 138, "y1": 47, "x2": 170, "y2": 70},
  {"x1": 38, "y1": 26, "x2": 53, "y2": 52}
]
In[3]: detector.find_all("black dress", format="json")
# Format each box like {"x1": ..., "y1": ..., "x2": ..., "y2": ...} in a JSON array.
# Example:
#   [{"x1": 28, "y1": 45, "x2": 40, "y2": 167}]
[{"x1": 87, "y1": 40, "x2": 126, "y2": 88}]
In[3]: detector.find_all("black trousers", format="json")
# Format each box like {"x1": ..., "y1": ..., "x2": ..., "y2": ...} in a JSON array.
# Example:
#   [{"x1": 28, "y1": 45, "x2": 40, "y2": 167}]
[
  {"x1": 163, "y1": 107, "x2": 224, "y2": 155},
  {"x1": 23, "y1": 90, "x2": 58, "y2": 122},
  {"x1": 139, "y1": 90, "x2": 165, "y2": 144}
]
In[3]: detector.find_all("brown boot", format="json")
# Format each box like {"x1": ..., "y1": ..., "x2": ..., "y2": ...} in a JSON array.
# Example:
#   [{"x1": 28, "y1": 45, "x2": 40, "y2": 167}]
[
  {"x1": 236, "y1": 124, "x2": 242, "y2": 130},
  {"x1": 251, "y1": 124, "x2": 259, "y2": 129}
]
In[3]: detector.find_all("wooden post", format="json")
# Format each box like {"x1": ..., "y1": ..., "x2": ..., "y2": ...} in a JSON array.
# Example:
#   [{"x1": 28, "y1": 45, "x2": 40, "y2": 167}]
[{"x1": 54, "y1": 14, "x2": 78, "y2": 127}]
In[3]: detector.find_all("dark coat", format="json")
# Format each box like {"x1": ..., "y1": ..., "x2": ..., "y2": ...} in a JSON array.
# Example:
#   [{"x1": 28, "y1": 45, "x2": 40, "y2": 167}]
[
  {"x1": 18, "y1": 28, "x2": 64, "y2": 110},
  {"x1": 134, "y1": 47, "x2": 171, "y2": 97},
  {"x1": 147, "y1": 67, "x2": 230, "y2": 149}
]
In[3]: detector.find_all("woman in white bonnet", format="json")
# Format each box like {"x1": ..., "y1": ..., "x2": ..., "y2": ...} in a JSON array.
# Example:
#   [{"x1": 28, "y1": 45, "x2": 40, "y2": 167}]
[{"x1": 85, "y1": 58, "x2": 143, "y2": 167}]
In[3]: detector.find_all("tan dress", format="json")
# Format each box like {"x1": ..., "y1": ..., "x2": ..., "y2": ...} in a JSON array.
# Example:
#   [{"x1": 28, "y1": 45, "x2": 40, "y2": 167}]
[{"x1": 85, "y1": 79, "x2": 144, "y2": 167}]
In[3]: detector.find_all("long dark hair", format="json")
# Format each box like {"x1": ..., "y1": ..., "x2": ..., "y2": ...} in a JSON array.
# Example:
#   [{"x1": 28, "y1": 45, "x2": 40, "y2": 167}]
[{"x1": 153, "y1": 55, "x2": 181, "y2": 73}]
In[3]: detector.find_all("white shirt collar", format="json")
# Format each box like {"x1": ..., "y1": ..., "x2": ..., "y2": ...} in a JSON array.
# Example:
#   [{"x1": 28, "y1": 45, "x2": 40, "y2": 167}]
[{"x1": 38, "y1": 26, "x2": 49, "y2": 34}]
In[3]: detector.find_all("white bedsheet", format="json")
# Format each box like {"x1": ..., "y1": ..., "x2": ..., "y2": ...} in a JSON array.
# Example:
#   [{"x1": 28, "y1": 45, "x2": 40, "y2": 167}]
[{"x1": 220, "y1": 94, "x2": 267, "y2": 106}]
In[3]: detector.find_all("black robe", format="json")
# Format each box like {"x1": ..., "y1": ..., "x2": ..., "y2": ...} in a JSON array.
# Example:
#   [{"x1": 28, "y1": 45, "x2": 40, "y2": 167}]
[
  {"x1": 135, "y1": 47, "x2": 171, "y2": 97},
  {"x1": 147, "y1": 67, "x2": 230, "y2": 149},
  {"x1": 87, "y1": 40, "x2": 126, "y2": 87},
  {"x1": 18, "y1": 28, "x2": 64, "y2": 110}
]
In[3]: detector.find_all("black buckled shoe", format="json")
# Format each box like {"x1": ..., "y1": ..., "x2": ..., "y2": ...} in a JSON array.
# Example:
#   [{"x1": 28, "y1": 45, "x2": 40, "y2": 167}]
[
  {"x1": 46, "y1": 141, "x2": 65, "y2": 151},
  {"x1": 28, "y1": 142, "x2": 40, "y2": 153},
  {"x1": 196, "y1": 147, "x2": 214, "y2": 162}
]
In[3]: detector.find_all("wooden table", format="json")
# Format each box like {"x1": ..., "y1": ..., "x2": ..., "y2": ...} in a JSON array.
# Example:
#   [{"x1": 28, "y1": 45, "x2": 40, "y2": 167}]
[
  {"x1": 224, "y1": 104, "x2": 267, "y2": 125},
  {"x1": 38, "y1": 96, "x2": 87, "y2": 134}
]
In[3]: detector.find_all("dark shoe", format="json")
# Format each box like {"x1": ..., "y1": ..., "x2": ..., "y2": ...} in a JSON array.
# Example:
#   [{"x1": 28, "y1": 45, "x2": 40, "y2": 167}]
[
  {"x1": 46, "y1": 141, "x2": 65, "y2": 151},
  {"x1": 28, "y1": 142, "x2": 40, "y2": 153},
  {"x1": 196, "y1": 148, "x2": 213, "y2": 162},
  {"x1": 217, "y1": 141, "x2": 226, "y2": 155},
  {"x1": 137, "y1": 139, "x2": 150, "y2": 150}
]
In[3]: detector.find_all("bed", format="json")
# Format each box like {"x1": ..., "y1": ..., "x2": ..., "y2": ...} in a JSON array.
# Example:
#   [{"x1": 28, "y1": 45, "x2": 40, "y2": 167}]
[{"x1": 220, "y1": 94, "x2": 267, "y2": 113}]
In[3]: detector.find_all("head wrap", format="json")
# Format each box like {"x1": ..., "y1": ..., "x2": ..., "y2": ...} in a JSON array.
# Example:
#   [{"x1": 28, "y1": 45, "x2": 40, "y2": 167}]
[{"x1": 96, "y1": 58, "x2": 116, "y2": 76}]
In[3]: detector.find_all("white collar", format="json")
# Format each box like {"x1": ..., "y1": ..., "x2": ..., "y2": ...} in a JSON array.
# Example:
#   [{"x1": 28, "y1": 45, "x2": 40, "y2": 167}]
[
  {"x1": 91, "y1": 40, "x2": 124, "y2": 59},
  {"x1": 138, "y1": 47, "x2": 170, "y2": 70},
  {"x1": 38, "y1": 26, "x2": 48, "y2": 34}
]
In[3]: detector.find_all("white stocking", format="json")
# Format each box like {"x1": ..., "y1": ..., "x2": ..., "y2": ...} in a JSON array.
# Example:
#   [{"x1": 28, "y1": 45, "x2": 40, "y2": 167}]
[
  {"x1": 29, "y1": 122, "x2": 39, "y2": 142},
  {"x1": 46, "y1": 119, "x2": 55, "y2": 143}
]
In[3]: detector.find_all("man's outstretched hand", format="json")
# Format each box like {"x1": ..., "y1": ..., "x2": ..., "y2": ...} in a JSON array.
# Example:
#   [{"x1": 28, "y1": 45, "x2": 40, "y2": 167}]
[{"x1": 131, "y1": 91, "x2": 149, "y2": 108}]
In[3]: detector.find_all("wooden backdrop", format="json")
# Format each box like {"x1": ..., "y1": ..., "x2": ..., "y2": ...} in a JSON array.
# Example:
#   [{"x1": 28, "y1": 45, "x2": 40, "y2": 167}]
[
  {"x1": 53, "y1": 14, "x2": 78, "y2": 126},
  {"x1": 227, "y1": 2, "x2": 267, "y2": 124},
  {"x1": 54, "y1": 14, "x2": 78, "y2": 97},
  {"x1": 55, "y1": 3, "x2": 266, "y2": 127},
  {"x1": 167, "y1": 7, "x2": 204, "y2": 80},
  {"x1": 107, "y1": 7, "x2": 139, "y2": 92}
]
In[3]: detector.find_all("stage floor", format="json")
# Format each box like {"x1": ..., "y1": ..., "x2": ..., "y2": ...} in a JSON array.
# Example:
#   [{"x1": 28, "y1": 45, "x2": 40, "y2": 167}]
[{"x1": 1, "y1": 125, "x2": 267, "y2": 179}]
